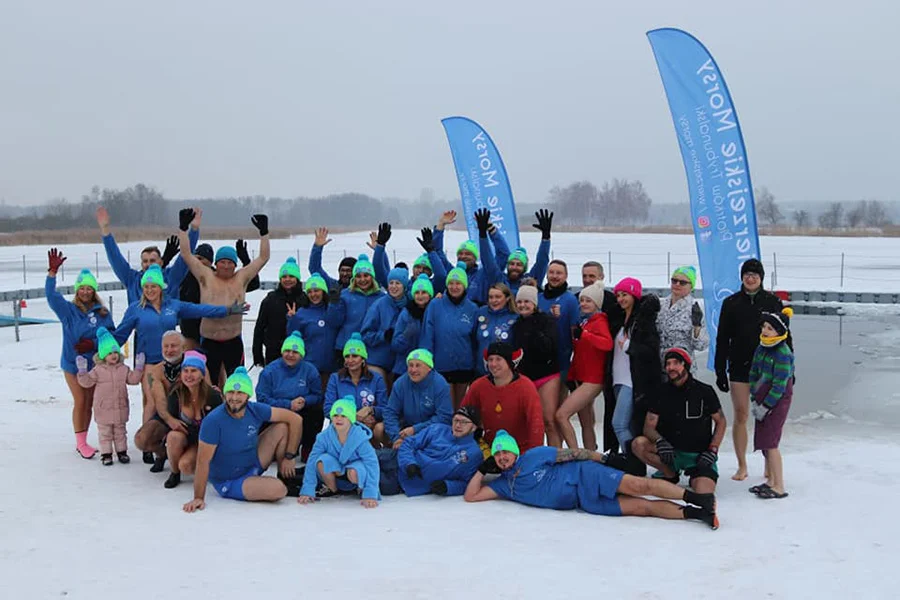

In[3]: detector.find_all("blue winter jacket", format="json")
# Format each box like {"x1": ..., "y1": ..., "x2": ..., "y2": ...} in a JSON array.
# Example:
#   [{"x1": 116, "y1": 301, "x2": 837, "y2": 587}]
[
  {"x1": 333, "y1": 287, "x2": 385, "y2": 350},
  {"x1": 389, "y1": 304, "x2": 426, "y2": 376},
  {"x1": 300, "y1": 422, "x2": 381, "y2": 499},
  {"x1": 420, "y1": 294, "x2": 478, "y2": 372},
  {"x1": 397, "y1": 424, "x2": 483, "y2": 496},
  {"x1": 361, "y1": 294, "x2": 406, "y2": 369},
  {"x1": 255, "y1": 358, "x2": 322, "y2": 410},
  {"x1": 432, "y1": 229, "x2": 503, "y2": 305},
  {"x1": 383, "y1": 371, "x2": 453, "y2": 442},
  {"x1": 374, "y1": 244, "x2": 447, "y2": 295},
  {"x1": 324, "y1": 369, "x2": 388, "y2": 421},
  {"x1": 113, "y1": 298, "x2": 227, "y2": 363},
  {"x1": 287, "y1": 301, "x2": 341, "y2": 375},
  {"x1": 502, "y1": 239, "x2": 551, "y2": 294},
  {"x1": 102, "y1": 229, "x2": 199, "y2": 304},
  {"x1": 473, "y1": 305, "x2": 518, "y2": 375},
  {"x1": 307, "y1": 243, "x2": 341, "y2": 290},
  {"x1": 46, "y1": 276, "x2": 117, "y2": 374},
  {"x1": 538, "y1": 287, "x2": 581, "y2": 372}
]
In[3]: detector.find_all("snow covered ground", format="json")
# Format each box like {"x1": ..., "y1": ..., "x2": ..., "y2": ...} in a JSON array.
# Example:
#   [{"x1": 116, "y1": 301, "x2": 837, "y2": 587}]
[{"x1": 2, "y1": 314, "x2": 900, "y2": 599}]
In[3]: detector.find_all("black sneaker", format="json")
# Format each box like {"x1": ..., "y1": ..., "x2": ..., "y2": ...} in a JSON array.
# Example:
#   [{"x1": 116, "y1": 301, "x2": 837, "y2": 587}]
[
  {"x1": 116, "y1": 452, "x2": 130, "y2": 464},
  {"x1": 150, "y1": 456, "x2": 167, "y2": 473},
  {"x1": 164, "y1": 472, "x2": 181, "y2": 489},
  {"x1": 683, "y1": 505, "x2": 719, "y2": 530},
  {"x1": 142, "y1": 451, "x2": 154, "y2": 465},
  {"x1": 100, "y1": 453, "x2": 113, "y2": 466},
  {"x1": 315, "y1": 483, "x2": 337, "y2": 498}
]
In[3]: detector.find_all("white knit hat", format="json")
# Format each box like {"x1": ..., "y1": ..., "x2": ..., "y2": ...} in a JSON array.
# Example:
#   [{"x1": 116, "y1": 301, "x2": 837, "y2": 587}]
[
  {"x1": 516, "y1": 284, "x2": 539, "y2": 307},
  {"x1": 580, "y1": 282, "x2": 605, "y2": 309}
]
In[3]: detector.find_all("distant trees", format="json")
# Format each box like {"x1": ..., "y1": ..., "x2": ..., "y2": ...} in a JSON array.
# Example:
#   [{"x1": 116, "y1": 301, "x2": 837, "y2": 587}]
[
  {"x1": 549, "y1": 178, "x2": 652, "y2": 226},
  {"x1": 755, "y1": 187, "x2": 784, "y2": 226},
  {"x1": 792, "y1": 209, "x2": 811, "y2": 229},
  {"x1": 818, "y1": 202, "x2": 844, "y2": 230}
]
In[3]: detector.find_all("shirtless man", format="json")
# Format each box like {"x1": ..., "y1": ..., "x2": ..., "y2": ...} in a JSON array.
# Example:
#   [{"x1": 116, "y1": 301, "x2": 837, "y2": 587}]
[{"x1": 177, "y1": 209, "x2": 269, "y2": 386}]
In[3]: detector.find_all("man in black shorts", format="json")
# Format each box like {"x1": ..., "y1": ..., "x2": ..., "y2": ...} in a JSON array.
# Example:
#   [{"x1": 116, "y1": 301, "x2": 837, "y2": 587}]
[{"x1": 631, "y1": 347, "x2": 726, "y2": 497}]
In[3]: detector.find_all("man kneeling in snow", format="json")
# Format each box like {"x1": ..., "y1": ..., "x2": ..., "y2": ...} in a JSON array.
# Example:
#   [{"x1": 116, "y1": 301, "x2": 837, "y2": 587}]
[
  {"x1": 377, "y1": 406, "x2": 484, "y2": 497},
  {"x1": 183, "y1": 367, "x2": 302, "y2": 512},
  {"x1": 464, "y1": 430, "x2": 719, "y2": 529}
]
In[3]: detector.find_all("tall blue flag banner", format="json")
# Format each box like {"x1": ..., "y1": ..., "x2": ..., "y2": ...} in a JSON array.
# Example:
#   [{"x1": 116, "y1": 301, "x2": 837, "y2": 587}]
[
  {"x1": 647, "y1": 28, "x2": 761, "y2": 371},
  {"x1": 441, "y1": 116, "x2": 520, "y2": 250}
]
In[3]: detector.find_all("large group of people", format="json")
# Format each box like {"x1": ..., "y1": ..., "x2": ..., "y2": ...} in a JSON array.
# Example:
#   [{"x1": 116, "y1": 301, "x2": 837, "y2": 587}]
[{"x1": 46, "y1": 205, "x2": 797, "y2": 527}]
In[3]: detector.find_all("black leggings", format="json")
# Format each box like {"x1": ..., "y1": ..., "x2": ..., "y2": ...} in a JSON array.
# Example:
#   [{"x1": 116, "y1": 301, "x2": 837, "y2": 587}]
[{"x1": 201, "y1": 336, "x2": 245, "y2": 383}]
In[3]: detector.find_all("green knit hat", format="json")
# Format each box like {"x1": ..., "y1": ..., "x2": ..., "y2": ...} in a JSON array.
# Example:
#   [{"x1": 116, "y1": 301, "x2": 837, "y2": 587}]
[
  {"x1": 456, "y1": 240, "x2": 479, "y2": 260},
  {"x1": 279, "y1": 257, "x2": 301, "y2": 280},
  {"x1": 75, "y1": 269, "x2": 98, "y2": 292},
  {"x1": 223, "y1": 366, "x2": 253, "y2": 398},
  {"x1": 507, "y1": 247, "x2": 529, "y2": 269},
  {"x1": 343, "y1": 332, "x2": 368, "y2": 359},
  {"x1": 446, "y1": 262, "x2": 469, "y2": 290},
  {"x1": 672, "y1": 265, "x2": 697, "y2": 290},
  {"x1": 96, "y1": 326, "x2": 121, "y2": 360},
  {"x1": 352, "y1": 254, "x2": 375, "y2": 277},
  {"x1": 330, "y1": 397, "x2": 357, "y2": 423},
  {"x1": 491, "y1": 429, "x2": 520, "y2": 456},
  {"x1": 281, "y1": 330, "x2": 306, "y2": 357},
  {"x1": 140, "y1": 264, "x2": 167, "y2": 289},
  {"x1": 304, "y1": 273, "x2": 328, "y2": 293},
  {"x1": 406, "y1": 348, "x2": 434, "y2": 369},
  {"x1": 413, "y1": 253, "x2": 432, "y2": 271},
  {"x1": 410, "y1": 274, "x2": 434, "y2": 298}
]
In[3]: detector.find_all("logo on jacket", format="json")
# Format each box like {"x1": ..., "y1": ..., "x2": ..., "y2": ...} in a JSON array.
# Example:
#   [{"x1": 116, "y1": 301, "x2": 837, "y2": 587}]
[
  {"x1": 423, "y1": 395, "x2": 433, "y2": 408},
  {"x1": 532, "y1": 469, "x2": 547, "y2": 482},
  {"x1": 247, "y1": 425, "x2": 257, "y2": 437},
  {"x1": 89, "y1": 315, "x2": 97, "y2": 325},
  {"x1": 461, "y1": 314, "x2": 473, "y2": 324},
  {"x1": 454, "y1": 450, "x2": 469, "y2": 464},
  {"x1": 360, "y1": 391, "x2": 373, "y2": 407},
  {"x1": 165, "y1": 308, "x2": 176, "y2": 317}
]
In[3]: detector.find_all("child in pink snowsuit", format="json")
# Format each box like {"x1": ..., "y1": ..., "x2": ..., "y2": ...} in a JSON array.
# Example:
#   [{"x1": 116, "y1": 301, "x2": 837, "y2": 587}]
[{"x1": 76, "y1": 327, "x2": 144, "y2": 466}]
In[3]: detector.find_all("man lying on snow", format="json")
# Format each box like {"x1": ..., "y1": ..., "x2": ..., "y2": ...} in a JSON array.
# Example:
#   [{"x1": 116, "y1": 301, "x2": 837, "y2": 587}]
[{"x1": 463, "y1": 430, "x2": 719, "y2": 529}]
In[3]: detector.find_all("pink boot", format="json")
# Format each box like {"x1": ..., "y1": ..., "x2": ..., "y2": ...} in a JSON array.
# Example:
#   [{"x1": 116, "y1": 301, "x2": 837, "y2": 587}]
[{"x1": 75, "y1": 431, "x2": 97, "y2": 459}]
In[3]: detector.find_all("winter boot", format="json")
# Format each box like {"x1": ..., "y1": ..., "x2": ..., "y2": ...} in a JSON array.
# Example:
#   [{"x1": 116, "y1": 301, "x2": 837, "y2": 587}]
[
  {"x1": 117, "y1": 452, "x2": 130, "y2": 464},
  {"x1": 75, "y1": 431, "x2": 97, "y2": 459},
  {"x1": 100, "y1": 453, "x2": 113, "y2": 466},
  {"x1": 150, "y1": 454, "x2": 167, "y2": 473},
  {"x1": 142, "y1": 451, "x2": 155, "y2": 465},
  {"x1": 164, "y1": 472, "x2": 181, "y2": 489}
]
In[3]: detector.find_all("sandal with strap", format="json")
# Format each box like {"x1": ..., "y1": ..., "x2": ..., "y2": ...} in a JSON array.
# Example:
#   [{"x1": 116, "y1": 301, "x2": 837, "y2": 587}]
[
  {"x1": 756, "y1": 486, "x2": 789, "y2": 499},
  {"x1": 749, "y1": 483, "x2": 769, "y2": 494}
]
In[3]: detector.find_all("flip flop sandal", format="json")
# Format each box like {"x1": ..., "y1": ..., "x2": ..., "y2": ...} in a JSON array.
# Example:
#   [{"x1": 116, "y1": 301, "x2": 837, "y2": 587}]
[
  {"x1": 756, "y1": 486, "x2": 789, "y2": 499},
  {"x1": 749, "y1": 484, "x2": 769, "y2": 494}
]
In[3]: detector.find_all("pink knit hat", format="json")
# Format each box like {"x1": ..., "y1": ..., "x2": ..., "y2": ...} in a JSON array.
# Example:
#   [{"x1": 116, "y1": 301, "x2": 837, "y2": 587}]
[{"x1": 614, "y1": 277, "x2": 642, "y2": 300}]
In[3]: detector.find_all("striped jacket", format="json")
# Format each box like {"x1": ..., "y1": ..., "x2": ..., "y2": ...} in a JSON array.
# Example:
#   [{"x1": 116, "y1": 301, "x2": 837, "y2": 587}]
[{"x1": 749, "y1": 342, "x2": 794, "y2": 408}]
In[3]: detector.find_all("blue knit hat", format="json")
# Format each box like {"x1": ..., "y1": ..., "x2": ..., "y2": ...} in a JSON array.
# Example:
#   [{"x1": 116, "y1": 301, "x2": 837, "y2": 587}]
[
  {"x1": 388, "y1": 267, "x2": 409, "y2": 291},
  {"x1": 96, "y1": 327, "x2": 121, "y2": 360},
  {"x1": 215, "y1": 246, "x2": 239, "y2": 265}
]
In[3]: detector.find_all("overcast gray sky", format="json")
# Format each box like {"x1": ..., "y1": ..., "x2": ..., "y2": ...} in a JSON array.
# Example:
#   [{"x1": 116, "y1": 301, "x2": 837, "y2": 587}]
[{"x1": 1, "y1": 0, "x2": 897, "y2": 207}]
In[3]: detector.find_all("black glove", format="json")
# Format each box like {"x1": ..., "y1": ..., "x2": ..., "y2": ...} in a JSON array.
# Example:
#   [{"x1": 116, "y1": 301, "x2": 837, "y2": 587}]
[
  {"x1": 716, "y1": 374, "x2": 729, "y2": 393},
  {"x1": 697, "y1": 448, "x2": 718, "y2": 468},
  {"x1": 655, "y1": 438, "x2": 675, "y2": 466},
  {"x1": 74, "y1": 338, "x2": 95, "y2": 354},
  {"x1": 376, "y1": 222, "x2": 392, "y2": 246},
  {"x1": 405, "y1": 464, "x2": 422, "y2": 479},
  {"x1": 691, "y1": 302, "x2": 704, "y2": 327},
  {"x1": 384, "y1": 328, "x2": 394, "y2": 342},
  {"x1": 253, "y1": 353, "x2": 265, "y2": 368},
  {"x1": 429, "y1": 480, "x2": 448, "y2": 496},
  {"x1": 474, "y1": 208, "x2": 491, "y2": 238},
  {"x1": 478, "y1": 456, "x2": 500, "y2": 475},
  {"x1": 328, "y1": 288, "x2": 341, "y2": 304},
  {"x1": 251, "y1": 214, "x2": 269, "y2": 236},
  {"x1": 161, "y1": 235, "x2": 179, "y2": 267},
  {"x1": 417, "y1": 227, "x2": 434, "y2": 252},
  {"x1": 532, "y1": 209, "x2": 553, "y2": 240},
  {"x1": 573, "y1": 325, "x2": 583, "y2": 340},
  {"x1": 178, "y1": 208, "x2": 195, "y2": 232},
  {"x1": 235, "y1": 239, "x2": 251, "y2": 266}
]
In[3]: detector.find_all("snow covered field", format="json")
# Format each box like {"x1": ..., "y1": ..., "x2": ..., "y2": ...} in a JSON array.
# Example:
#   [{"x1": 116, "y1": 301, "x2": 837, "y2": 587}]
[{"x1": 2, "y1": 232, "x2": 900, "y2": 598}]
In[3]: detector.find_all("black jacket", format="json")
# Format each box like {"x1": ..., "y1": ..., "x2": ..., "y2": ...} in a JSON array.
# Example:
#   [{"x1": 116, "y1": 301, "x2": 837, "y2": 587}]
[
  {"x1": 512, "y1": 310, "x2": 559, "y2": 382},
  {"x1": 609, "y1": 294, "x2": 661, "y2": 435},
  {"x1": 714, "y1": 288, "x2": 785, "y2": 378},
  {"x1": 252, "y1": 285, "x2": 309, "y2": 366}
]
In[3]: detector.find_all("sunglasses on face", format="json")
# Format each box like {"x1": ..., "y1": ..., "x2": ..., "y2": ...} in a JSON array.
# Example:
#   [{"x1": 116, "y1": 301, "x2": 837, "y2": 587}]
[{"x1": 671, "y1": 278, "x2": 691, "y2": 286}]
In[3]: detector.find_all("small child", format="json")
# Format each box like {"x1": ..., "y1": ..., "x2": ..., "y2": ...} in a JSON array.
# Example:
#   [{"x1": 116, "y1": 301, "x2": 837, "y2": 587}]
[
  {"x1": 76, "y1": 327, "x2": 145, "y2": 466},
  {"x1": 749, "y1": 308, "x2": 794, "y2": 499}
]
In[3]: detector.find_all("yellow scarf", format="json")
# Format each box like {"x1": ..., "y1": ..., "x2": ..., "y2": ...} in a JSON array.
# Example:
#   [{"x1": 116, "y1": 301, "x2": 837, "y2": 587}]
[{"x1": 760, "y1": 333, "x2": 787, "y2": 347}]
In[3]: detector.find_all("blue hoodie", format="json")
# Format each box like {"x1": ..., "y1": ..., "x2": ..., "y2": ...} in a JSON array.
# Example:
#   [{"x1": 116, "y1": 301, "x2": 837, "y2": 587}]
[
  {"x1": 287, "y1": 301, "x2": 342, "y2": 375},
  {"x1": 113, "y1": 298, "x2": 227, "y2": 363},
  {"x1": 397, "y1": 423, "x2": 483, "y2": 497},
  {"x1": 389, "y1": 304, "x2": 427, "y2": 376},
  {"x1": 473, "y1": 305, "x2": 518, "y2": 375},
  {"x1": 502, "y1": 239, "x2": 551, "y2": 294},
  {"x1": 300, "y1": 422, "x2": 381, "y2": 499},
  {"x1": 420, "y1": 294, "x2": 478, "y2": 372},
  {"x1": 102, "y1": 229, "x2": 199, "y2": 304},
  {"x1": 324, "y1": 369, "x2": 388, "y2": 421},
  {"x1": 383, "y1": 371, "x2": 453, "y2": 442},
  {"x1": 46, "y1": 276, "x2": 117, "y2": 374},
  {"x1": 360, "y1": 293, "x2": 407, "y2": 370},
  {"x1": 332, "y1": 287, "x2": 385, "y2": 350},
  {"x1": 374, "y1": 244, "x2": 448, "y2": 295},
  {"x1": 307, "y1": 243, "x2": 340, "y2": 290},
  {"x1": 255, "y1": 358, "x2": 323, "y2": 410},
  {"x1": 538, "y1": 287, "x2": 581, "y2": 372},
  {"x1": 432, "y1": 229, "x2": 503, "y2": 305}
]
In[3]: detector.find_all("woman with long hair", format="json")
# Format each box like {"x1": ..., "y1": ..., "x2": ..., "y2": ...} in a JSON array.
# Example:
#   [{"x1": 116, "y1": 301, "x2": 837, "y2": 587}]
[
  {"x1": 162, "y1": 351, "x2": 223, "y2": 489},
  {"x1": 324, "y1": 334, "x2": 389, "y2": 448},
  {"x1": 46, "y1": 248, "x2": 116, "y2": 459},
  {"x1": 287, "y1": 273, "x2": 342, "y2": 391},
  {"x1": 389, "y1": 274, "x2": 434, "y2": 379},
  {"x1": 361, "y1": 266, "x2": 409, "y2": 386},
  {"x1": 332, "y1": 254, "x2": 385, "y2": 367},
  {"x1": 473, "y1": 283, "x2": 518, "y2": 376}
]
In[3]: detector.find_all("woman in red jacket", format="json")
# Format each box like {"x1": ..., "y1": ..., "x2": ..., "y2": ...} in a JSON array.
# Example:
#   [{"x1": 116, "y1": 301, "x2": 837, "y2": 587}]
[{"x1": 554, "y1": 282, "x2": 613, "y2": 450}]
